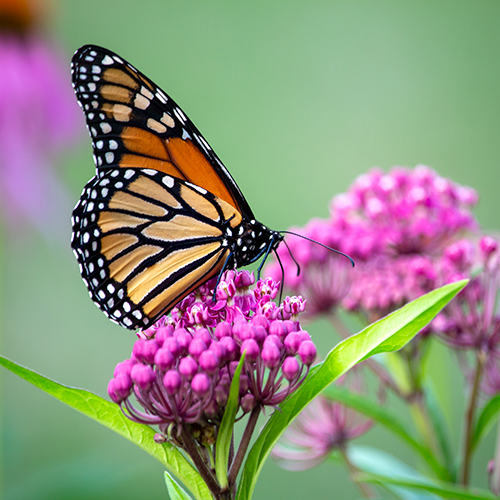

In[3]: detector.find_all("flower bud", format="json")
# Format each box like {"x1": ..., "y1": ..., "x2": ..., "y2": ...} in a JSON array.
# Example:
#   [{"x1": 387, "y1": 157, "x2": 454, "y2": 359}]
[
  {"x1": 220, "y1": 337, "x2": 237, "y2": 361},
  {"x1": 209, "y1": 342, "x2": 227, "y2": 364},
  {"x1": 192, "y1": 373, "x2": 211, "y2": 396},
  {"x1": 241, "y1": 339, "x2": 260, "y2": 362},
  {"x1": 269, "y1": 320, "x2": 288, "y2": 339},
  {"x1": 215, "y1": 383, "x2": 229, "y2": 406},
  {"x1": 282, "y1": 357, "x2": 300, "y2": 381},
  {"x1": 179, "y1": 357, "x2": 198, "y2": 380},
  {"x1": 108, "y1": 373, "x2": 132, "y2": 403},
  {"x1": 154, "y1": 348, "x2": 175, "y2": 371},
  {"x1": 199, "y1": 350, "x2": 220, "y2": 375},
  {"x1": 163, "y1": 369, "x2": 182, "y2": 395},
  {"x1": 284, "y1": 332, "x2": 302, "y2": 355},
  {"x1": 163, "y1": 337, "x2": 182, "y2": 358},
  {"x1": 189, "y1": 338, "x2": 207, "y2": 360},
  {"x1": 113, "y1": 358, "x2": 135, "y2": 378},
  {"x1": 131, "y1": 364, "x2": 156, "y2": 390},
  {"x1": 215, "y1": 321, "x2": 232, "y2": 339},
  {"x1": 261, "y1": 343, "x2": 281, "y2": 369},
  {"x1": 155, "y1": 325, "x2": 174, "y2": 346},
  {"x1": 298, "y1": 340, "x2": 317, "y2": 365},
  {"x1": 241, "y1": 394, "x2": 256, "y2": 413},
  {"x1": 174, "y1": 328, "x2": 192, "y2": 353},
  {"x1": 252, "y1": 314, "x2": 269, "y2": 329},
  {"x1": 132, "y1": 339, "x2": 159, "y2": 364}
]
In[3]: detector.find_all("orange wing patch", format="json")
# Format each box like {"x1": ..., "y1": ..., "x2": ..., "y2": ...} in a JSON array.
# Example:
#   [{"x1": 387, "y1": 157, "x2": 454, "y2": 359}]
[
  {"x1": 127, "y1": 176, "x2": 180, "y2": 209},
  {"x1": 166, "y1": 137, "x2": 238, "y2": 209},
  {"x1": 102, "y1": 68, "x2": 139, "y2": 89}
]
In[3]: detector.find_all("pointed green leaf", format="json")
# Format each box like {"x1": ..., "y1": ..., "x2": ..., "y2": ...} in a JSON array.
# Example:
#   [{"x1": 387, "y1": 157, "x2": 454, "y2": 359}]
[
  {"x1": 236, "y1": 280, "x2": 467, "y2": 500},
  {"x1": 0, "y1": 355, "x2": 213, "y2": 500},
  {"x1": 357, "y1": 472, "x2": 497, "y2": 500},
  {"x1": 164, "y1": 471, "x2": 195, "y2": 500},
  {"x1": 472, "y1": 394, "x2": 500, "y2": 452},
  {"x1": 215, "y1": 352, "x2": 246, "y2": 489}
]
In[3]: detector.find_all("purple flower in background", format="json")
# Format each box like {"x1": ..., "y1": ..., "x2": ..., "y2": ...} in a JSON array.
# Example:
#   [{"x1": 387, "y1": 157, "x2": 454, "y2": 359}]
[
  {"x1": 267, "y1": 166, "x2": 478, "y2": 323},
  {"x1": 434, "y1": 237, "x2": 500, "y2": 356},
  {"x1": 108, "y1": 271, "x2": 316, "y2": 442},
  {"x1": 0, "y1": 0, "x2": 81, "y2": 241},
  {"x1": 272, "y1": 368, "x2": 373, "y2": 470}
]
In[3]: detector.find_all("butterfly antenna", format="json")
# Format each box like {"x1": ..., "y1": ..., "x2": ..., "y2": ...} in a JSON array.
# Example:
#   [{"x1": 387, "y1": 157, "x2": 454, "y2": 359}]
[
  {"x1": 257, "y1": 235, "x2": 280, "y2": 280},
  {"x1": 274, "y1": 249, "x2": 285, "y2": 304},
  {"x1": 281, "y1": 238, "x2": 301, "y2": 277},
  {"x1": 279, "y1": 230, "x2": 355, "y2": 267}
]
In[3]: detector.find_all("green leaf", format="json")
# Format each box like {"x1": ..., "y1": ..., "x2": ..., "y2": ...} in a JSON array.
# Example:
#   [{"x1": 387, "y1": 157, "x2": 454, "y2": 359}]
[
  {"x1": 322, "y1": 386, "x2": 449, "y2": 479},
  {"x1": 472, "y1": 394, "x2": 500, "y2": 452},
  {"x1": 0, "y1": 356, "x2": 213, "y2": 500},
  {"x1": 357, "y1": 472, "x2": 497, "y2": 500},
  {"x1": 350, "y1": 446, "x2": 439, "y2": 500},
  {"x1": 424, "y1": 381, "x2": 455, "y2": 479},
  {"x1": 215, "y1": 352, "x2": 246, "y2": 489},
  {"x1": 164, "y1": 471, "x2": 195, "y2": 500},
  {"x1": 236, "y1": 280, "x2": 467, "y2": 500}
]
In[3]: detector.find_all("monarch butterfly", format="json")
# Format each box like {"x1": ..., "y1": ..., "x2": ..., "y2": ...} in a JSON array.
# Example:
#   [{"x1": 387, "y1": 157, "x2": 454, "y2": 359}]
[{"x1": 70, "y1": 45, "x2": 284, "y2": 330}]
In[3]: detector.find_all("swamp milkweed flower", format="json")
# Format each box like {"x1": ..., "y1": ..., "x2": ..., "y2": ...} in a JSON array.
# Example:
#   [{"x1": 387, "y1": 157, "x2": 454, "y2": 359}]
[{"x1": 108, "y1": 271, "x2": 316, "y2": 495}]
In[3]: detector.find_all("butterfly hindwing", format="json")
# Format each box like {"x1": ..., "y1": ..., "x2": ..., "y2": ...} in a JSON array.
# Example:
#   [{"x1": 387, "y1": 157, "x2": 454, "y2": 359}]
[
  {"x1": 71, "y1": 167, "x2": 242, "y2": 329},
  {"x1": 70, "y1": 45, "x2": 254, "y2": 219}
]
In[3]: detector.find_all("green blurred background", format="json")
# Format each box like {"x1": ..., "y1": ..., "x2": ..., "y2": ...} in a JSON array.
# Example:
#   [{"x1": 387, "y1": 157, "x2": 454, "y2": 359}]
[{"x1": 3, "y1": 1, "x2": 500, "y2": 498}]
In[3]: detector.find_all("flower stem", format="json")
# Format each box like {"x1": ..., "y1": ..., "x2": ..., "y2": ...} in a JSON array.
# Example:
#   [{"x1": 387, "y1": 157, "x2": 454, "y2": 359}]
[
  {"x1": 460, "y1": 350, "x2": 485, "y2": 486},
  {"x1": 228, "y1": 405, "x2": 261, "y2": 487},
  {"x1": 180, "y1": 425, "x2": 221, "y2": 498},
  {"x1": 339, "y1": 446, "x2": 376, "y2": 498}
]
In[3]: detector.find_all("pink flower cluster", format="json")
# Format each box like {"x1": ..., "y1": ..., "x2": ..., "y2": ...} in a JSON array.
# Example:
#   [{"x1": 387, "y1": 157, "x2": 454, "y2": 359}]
[
  {"x1": 266, "y1": 166, "x2": 478, "y2": 321},
  {"x1": 108, "y1": 271, "x2": 316, "y2": 438}
]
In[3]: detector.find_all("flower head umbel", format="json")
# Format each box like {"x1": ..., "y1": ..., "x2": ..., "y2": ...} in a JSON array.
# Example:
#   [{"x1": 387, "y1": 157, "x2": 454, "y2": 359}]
[
  {"x1": 0, "y1": 0, "x2": 81, "y2": 241},
  {"x1": 108, "y1": 270, "x2": 316, "y2": 490},
  {"x1": 267, "y1": 166, "x2": 478, "y2": 323},
  {"x1": 272, "y1": 368, "x2": 373, "y2": 470}
]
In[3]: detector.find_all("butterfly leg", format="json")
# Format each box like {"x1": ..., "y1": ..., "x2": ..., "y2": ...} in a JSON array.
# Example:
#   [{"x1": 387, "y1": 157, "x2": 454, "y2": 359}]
[{"x1": 212, "y1": 251, "x2": 234, "y2": 302}]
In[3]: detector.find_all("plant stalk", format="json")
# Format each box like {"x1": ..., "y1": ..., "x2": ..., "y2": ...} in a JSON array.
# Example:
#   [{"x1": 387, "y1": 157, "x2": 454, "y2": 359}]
[
  {"x1": 228, "y1": 405, "x2": 261, "y2": 487},
  {"x1": 460, "y1": 350, "x2": 485, "y2": 486}
]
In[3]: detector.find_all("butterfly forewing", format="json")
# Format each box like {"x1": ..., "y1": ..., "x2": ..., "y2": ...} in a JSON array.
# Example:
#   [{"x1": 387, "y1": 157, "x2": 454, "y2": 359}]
[
  {"x1": 71, "y1": 45, "x2": 281, "y2": 330},
  {"x1": 70, "y1": 45, "x2": 254, "y2": 218},
  {"x1": 71, "y1": 168, "x2": 242, "y2": 329}
]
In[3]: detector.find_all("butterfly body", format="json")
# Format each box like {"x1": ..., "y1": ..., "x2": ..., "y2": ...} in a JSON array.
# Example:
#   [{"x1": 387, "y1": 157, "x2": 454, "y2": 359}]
[{"x1": 70, "y1": 45, "x2": 281, "y2": 329}]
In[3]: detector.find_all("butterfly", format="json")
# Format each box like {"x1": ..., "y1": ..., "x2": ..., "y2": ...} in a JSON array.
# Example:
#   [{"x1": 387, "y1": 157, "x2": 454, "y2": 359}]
[{"x1": 70, "y1": 45, "x2": 283, "y2": 330}]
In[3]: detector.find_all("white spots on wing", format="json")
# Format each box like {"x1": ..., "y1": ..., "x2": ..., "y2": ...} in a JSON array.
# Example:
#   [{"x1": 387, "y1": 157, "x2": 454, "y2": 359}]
[
  {"x1": 102, "y1": 55, "x2": 114, "y2": 65},
  {"x1": 96, "y1": 140, "x2": 104, "y2": 149},
  {"x1": 134, "y1": 93, "x2": 150, "y2": 110},
  {"x1": 160, "y1": 113, "x2": 175, "y2": 128},
  {"x1": 181, "y1": 128, "x2": 191, "y2": 140},
  {"x1": 124, "y1": 169, "x2": 135, "y2": 179},
  {"x1": 88, "y1": 83, "x2": 97, "y2": 92},
  {"x1": 142, "y1": 169, "x2": 157, "y2": 176},
  {"x1": 162, "y1": 175, "x2": 174, "y2": 188},
  {"x1": 155, "y1": 90, "x2": 167, "y2": 104},
  {"x1": 141, "y1": 86, "x2": 154, "y2": 100},
  {"x1": 174, "y1": 107, "x2": 186, "y2": 124},
  {"x1": 100, "y1": 122, "x2": 112, "y2": 134},
  {"x1": 109, "y1": 140, "x2": 118, "y2": 150},
  {"x1": 105, "y1": 152, "x2": 114, "y2": 164},
  {"x1": 147, "y1": 118, "x2": 167, "y2": 134}
]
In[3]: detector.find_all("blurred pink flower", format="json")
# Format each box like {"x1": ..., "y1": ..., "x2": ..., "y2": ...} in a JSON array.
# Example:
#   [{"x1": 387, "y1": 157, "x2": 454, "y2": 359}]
[{"x1": 0, "y1": 4, "x2": 81, "y2": 241}]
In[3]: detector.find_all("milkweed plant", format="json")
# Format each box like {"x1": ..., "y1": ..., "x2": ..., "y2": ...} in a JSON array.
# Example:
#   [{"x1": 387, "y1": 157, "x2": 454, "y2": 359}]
[{"x1": 11, "y1": 164, "x2": 500, "y2": 500}]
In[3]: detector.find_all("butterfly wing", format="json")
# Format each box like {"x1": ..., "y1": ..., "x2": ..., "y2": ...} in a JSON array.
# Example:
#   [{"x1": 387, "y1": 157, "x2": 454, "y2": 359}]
[
  {"x1": 71, "y1": 167, "x2": 242, "y2": 329},
  {"x1": 71, "y1": 45, "x2": 254, "y2": 219}
]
